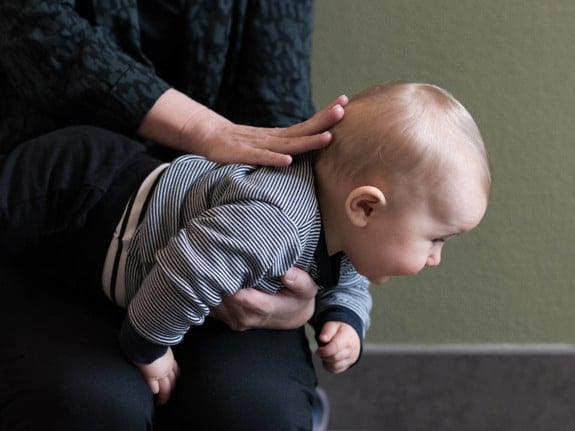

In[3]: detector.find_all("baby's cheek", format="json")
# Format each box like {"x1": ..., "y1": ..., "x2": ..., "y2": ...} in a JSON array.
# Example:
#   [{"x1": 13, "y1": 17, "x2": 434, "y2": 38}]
[{"x1": 393, "y1": 257, "x2": 426, "y2": 276}]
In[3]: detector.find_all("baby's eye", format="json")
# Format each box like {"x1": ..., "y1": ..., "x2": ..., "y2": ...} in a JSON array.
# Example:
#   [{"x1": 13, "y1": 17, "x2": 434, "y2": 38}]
[{"x1": 431, "y1": 238, "x2": 445, "y2": 246}]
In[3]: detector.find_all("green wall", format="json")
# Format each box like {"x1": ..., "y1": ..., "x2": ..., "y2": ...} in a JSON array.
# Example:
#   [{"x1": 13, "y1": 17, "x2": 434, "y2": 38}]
[{"x1": 312, "y1": 0, "x2": 575, "y2": 343}]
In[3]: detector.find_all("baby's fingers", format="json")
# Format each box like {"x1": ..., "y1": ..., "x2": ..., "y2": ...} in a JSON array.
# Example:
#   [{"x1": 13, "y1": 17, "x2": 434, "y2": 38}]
[
  {"x1": 146, "y1": 378, "x2": 160, "y2": 396},
  {"x1": 155, "y1": 361, "x2": 181, "y2": 406},
  {"x1": 155, "y1": 377, "x2": 173, "y2": 406}
]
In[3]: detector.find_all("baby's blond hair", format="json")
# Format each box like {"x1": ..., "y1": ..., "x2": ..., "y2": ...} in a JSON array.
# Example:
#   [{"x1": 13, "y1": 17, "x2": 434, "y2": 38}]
[{"x1": 315, "y1": 82, "x2": 491, "y2": 204}]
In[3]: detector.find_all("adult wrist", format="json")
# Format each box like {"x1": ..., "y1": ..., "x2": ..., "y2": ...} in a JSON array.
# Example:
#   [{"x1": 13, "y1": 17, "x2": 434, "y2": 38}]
[{"x1": 137, "y1": 88, "x2": 211, "y2": 153}]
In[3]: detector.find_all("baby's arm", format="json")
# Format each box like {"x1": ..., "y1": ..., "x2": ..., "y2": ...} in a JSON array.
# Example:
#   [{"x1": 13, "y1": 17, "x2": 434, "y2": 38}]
[
  {"x1": 310, "y1": 259, "x2": 372, "y2": 372},
  {"x1": 316, "y1": 321, "x2": 361, "y2": 373},
  {"x1": 120, "y1": 199, "x2": 306, "y2": 394}
]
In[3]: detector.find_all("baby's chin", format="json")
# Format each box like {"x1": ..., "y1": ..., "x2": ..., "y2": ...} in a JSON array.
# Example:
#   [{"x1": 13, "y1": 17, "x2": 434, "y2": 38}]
[{"x1": 367, "y1": 275, "x2": 390, "y2": 285}]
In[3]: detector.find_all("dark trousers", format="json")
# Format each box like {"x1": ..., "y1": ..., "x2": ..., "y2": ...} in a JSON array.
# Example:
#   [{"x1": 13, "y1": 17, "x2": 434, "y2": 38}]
[
  {"x1": 0, "y1": 126, "x2": 316, "y2": 430},
  {"x1": 0, "y1": 125, "x2": 159, "y2": 292}
]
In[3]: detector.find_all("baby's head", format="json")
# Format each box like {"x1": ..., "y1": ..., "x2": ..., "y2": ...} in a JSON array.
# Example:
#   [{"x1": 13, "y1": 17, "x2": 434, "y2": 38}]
[
  {"x1": 315, "y1": 82, "x2": 491, "y2": 284},
  {"x1": 317, "y1": 82, "x2": 490, "y2": 205}
]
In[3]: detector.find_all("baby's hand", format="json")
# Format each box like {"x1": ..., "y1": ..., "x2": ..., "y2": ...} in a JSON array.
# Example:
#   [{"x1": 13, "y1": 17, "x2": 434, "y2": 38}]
[
  {"x1": 134, "y1": 347, "x2": 180, "y2": 405},
  {"x1": 316, "y1": 321, "x2": 361, "y2": 374}
]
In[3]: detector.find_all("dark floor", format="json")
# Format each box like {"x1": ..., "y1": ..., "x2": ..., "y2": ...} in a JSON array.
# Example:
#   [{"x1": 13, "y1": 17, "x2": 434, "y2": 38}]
[{"x1": 316, "y1": 344, "x2": 575, "y2": 431}]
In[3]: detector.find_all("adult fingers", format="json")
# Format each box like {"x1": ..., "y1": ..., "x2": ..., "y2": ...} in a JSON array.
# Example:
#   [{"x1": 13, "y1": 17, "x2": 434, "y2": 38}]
[
  {"x1": 280, "y1": 95, "x2": 348, "y2": 138},
  {"x1": 281, "y1": 267, "x2": 318, "y2": 299}
]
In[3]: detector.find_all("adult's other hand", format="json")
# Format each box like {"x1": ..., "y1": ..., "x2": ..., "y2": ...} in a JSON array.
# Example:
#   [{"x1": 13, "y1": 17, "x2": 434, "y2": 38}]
[{"x1": 211, "y1": 267, "x2": 317, "y2": 331}]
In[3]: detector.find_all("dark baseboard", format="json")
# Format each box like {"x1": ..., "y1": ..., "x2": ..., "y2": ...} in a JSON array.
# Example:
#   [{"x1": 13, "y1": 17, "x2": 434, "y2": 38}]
[{"x1": 315, "y1": 344, "x2": 575, "y2": 431}]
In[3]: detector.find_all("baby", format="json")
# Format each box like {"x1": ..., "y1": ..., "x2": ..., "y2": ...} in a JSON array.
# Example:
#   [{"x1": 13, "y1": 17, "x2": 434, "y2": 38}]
[{"x1": 108, "y1": 81, "x2": 490, "y2": 400}]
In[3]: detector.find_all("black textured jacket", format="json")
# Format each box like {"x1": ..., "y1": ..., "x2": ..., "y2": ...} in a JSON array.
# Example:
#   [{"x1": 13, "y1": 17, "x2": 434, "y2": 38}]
[{"x1": 0, "y1": 0, "x2": 315, "y2": 153}]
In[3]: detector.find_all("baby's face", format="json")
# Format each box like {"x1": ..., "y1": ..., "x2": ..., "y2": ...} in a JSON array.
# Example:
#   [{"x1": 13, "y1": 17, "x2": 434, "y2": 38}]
[{"x1": 344, "y1": 175, "x2": 488, "y2": 285}]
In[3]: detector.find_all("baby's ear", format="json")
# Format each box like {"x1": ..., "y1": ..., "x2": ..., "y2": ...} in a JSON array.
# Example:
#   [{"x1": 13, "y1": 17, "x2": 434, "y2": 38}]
[{"x1": 345, "y1": 186, "x2": 386, "y2": 228}]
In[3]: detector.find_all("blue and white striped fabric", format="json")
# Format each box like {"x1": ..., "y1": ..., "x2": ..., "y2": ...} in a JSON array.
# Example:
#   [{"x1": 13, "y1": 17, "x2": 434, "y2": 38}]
[{"x1": 106, "y1": 154, "x2": 371, "y2": 347}]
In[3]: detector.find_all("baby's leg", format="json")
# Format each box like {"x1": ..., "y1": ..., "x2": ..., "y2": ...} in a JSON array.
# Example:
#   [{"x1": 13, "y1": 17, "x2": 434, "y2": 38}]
[
  {"x1": 0, "y1": 126, "x2": 160, "y2": 290},
  {"x1": 0, "y1": 126, "x2": 147, "y2": 255}
]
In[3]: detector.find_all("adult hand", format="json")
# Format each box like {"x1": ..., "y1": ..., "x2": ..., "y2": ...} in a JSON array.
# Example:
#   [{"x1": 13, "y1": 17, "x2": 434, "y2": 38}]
[
  {"x1": 187, "y1": 94, "x2": 348, "y2": 166},
  {"x1": 138, "y1": 89, "x2": 348, "y2": 166},
  {"x1": 210, "y1": 267, "x2": 317, "y2": 331}
]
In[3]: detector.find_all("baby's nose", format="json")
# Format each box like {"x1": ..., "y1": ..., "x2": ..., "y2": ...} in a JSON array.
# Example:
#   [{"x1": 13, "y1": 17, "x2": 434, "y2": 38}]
[{"x1": 426, "y1": 249, "x2": 442, "y2": 267}]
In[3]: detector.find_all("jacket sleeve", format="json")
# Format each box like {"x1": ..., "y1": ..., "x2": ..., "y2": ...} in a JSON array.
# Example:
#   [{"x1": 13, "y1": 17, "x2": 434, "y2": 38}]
[
  {"x1": 121, "y1": 201, "x2": 303, "y2": 363},
  {"x1": 310, "y1": 260, "x2": 373, "y2": 344},
  {"x1": 0, "y1": 0, "x2": 170, "y2": 132}
]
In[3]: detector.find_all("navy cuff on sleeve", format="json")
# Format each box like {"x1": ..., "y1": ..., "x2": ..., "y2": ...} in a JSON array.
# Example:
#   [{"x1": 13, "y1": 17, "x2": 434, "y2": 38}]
[
  {"x1": 119, "y1": 317, "x2": 168, "y2": 364},
  {"x1": 311, "y1": 306, "x2": 364, "y2": 343}
]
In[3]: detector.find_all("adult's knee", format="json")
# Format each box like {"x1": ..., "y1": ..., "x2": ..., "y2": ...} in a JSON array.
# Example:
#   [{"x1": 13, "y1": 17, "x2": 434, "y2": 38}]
[
  {"x1": 157, "y1": 366, "x2": 315, "y2": 431},
  {"x1": 155, "y1": 321, "x2": 317, "y2": 431}
]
